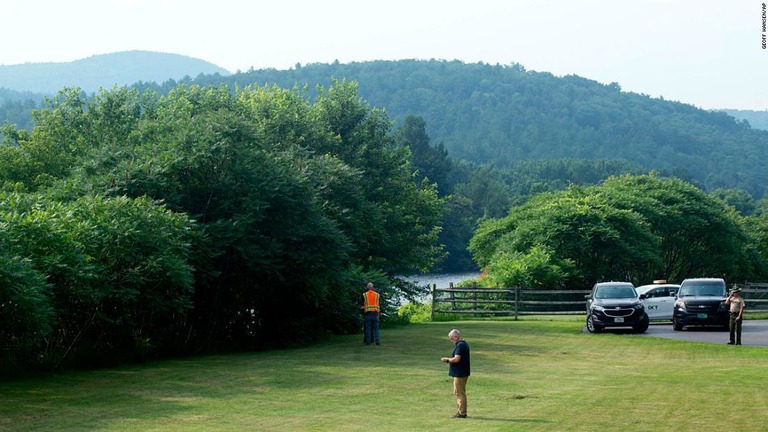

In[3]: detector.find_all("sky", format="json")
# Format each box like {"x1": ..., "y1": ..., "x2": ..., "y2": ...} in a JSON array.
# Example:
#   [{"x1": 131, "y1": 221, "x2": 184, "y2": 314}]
[{"x1": 1, "y1": 0, "x2": 766, "y2": 110}]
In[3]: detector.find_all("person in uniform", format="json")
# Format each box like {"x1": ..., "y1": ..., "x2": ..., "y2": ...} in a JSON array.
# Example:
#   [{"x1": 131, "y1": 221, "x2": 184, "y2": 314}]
[{"x1": 725, "y1": 287, "x2": 746, "y2": 345}]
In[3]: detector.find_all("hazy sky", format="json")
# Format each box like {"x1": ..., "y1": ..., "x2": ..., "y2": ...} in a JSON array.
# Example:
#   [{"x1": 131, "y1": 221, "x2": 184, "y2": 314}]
[{"x1": 2, "y1": 0, "x2": 766, "y2": 110}]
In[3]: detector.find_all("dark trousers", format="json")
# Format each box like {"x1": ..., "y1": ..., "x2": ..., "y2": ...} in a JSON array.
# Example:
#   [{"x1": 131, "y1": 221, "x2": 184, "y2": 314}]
[
  {"x1": 729, "y1": 312, "x2": 742, "y2": 344},
  {"x1": 364, "y1": 312, "x2": 380, "y2": 345}
]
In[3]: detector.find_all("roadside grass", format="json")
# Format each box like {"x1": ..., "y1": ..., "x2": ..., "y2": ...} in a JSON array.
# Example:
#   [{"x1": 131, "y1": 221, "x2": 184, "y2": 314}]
[{"x1": 1, "y1": 319, "x2": 767, "y2": 432}]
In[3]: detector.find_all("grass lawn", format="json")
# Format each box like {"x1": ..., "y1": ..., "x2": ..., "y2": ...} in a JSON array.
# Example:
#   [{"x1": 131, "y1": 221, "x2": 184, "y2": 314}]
[{"x1": 1, "y1": 318, "x2": 767, "y2": 431}]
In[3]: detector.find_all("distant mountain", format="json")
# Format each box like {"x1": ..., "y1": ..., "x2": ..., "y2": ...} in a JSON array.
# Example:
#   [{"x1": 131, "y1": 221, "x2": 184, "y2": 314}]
[
  {"x1": 208, "y1": 60, "x2": 768, "y2": 198},
  {"x1": 0, "y1": 50, "x2": 230, "y2": 94},
  {"x1": 3, "y1": 58, "x2": 768, "y2": 198},
  {"x1": 719, "y1": 109, "x2": 768, "y2": 131}
]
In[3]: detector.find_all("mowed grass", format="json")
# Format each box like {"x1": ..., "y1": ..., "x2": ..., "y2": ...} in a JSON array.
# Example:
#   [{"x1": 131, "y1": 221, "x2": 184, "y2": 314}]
[{"x1": 1, "y1": 319, "x2": 767, "y2": 432}]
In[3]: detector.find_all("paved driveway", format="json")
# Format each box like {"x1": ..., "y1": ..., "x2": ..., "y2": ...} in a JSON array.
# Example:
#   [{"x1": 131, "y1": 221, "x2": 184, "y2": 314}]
[
  {"x1": 583, "y1": 320, "x2": 768, "y2": 347},
  {"x1": 638, "y1": 320, "x2": 768, "y2": 347}
]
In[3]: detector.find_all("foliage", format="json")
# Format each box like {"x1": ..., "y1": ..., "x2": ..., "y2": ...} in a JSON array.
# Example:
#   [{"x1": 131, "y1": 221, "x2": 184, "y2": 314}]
[
  {"x1": 4, "y1": 59, "x2": 768, "y2": 373},
  {"x1": 395, "y1": 302, "x2": 432, "y2": 323},
  {"x1": 484, "y1": 245, "x2": 571, "y2": 289},
  {"x1": 394, "y1": 115, "x2": 452, "y2": 195},
  {"x1": 7, "y1": 59, "x2": 768, "y2": 273},
  {"x1": 711, "y1": 187, "x2": 756, "y2": 215},
  {"x1": 471, "y1": 174, "x2": 752, "y2": 288},
  {"x1": 0, "y1": 189, "x2": 195, "y2": 372},
  {"x1": 721, "y1": 109, "x2": 768, "y2": 131},
  {"x1": 0, "y1": 252, "x2": 52, "y2": 373},
  {"x1": 0, "y1": 81, "x2": 444, "y2": 371},
  {"x1": 210, "y1": 60, "x2": 768, "y2": 199}
]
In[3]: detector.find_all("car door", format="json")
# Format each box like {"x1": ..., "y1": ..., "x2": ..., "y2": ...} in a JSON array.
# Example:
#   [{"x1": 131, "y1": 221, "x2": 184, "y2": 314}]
[
  {"x1": 643, "y1": 287, "x2": 675, "y2": 320},
  {"x1": 647, "y1": 287, "x2": 676, "y2": 320},
  {"x1": 642, "y1": 288, "x2": 663, "y2": 319},
  {"x1": 656, "y1": 286, "x2": 677, "y2": 320}
]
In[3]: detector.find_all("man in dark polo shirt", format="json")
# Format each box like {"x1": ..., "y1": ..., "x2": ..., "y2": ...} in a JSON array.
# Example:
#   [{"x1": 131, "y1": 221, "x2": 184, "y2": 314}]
[{"x1": 440, "y1": 328, "x2": 471, "y2": 418}]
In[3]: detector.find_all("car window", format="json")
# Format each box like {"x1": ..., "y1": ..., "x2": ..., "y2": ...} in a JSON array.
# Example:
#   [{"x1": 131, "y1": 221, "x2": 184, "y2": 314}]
[
  {"x1": 679, "y1": 282, "x2": 725, "y2": 297},
  {"x1": 617, "y1": 287, "x2": 637, "y2": 298},
  {"x1": 699, "y1": 285, "x2": 725, "y2": 296},
  {"x1": 596, "y1": 286, "x2": 635, "y2": 299}
]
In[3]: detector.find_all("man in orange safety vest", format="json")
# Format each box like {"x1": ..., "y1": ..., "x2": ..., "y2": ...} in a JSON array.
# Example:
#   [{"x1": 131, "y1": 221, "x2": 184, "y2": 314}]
[{"x1": 362, "y1": 282, "x2": 381, "y2": 345}]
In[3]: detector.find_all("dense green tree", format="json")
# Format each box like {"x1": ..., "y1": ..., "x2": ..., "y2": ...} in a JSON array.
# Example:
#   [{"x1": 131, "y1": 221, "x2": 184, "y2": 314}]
[
  {"x1": 597, "y1": 175, "x2": 748, "y2": 282},
  {"x1": 471, "y1": 174, "x2": 751, "y2": 288},
  {"x1": 435, "y1": 194, "x2": 478, "y2": 271},
  {"x1": 1, "y1": 81, "x2": 444, "y2": 356},
  {"x1": 395, "y1": 115, "x2": 452, "y2": 195},
  {"x1": 711, "y1": 188, "x2": 756, "y2": 215},
  {"x1": 451, "y1": 163, "x2": 513, "y2": 219},
  {"x1": 0, "y1": 189, "x2": 195, "y2": 371},
  {"x1": 484, "y1": 245, "x2": 572, "y2": 289},
  {"x1": 0, "y1": 251, "x2": 52, "y2": 374},
  {"x1": 311, "y1": 81, "x2": 444, "y2": 275}
]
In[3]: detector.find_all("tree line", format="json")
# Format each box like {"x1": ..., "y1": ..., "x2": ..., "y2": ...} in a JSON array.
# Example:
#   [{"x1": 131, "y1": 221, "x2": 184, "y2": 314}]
[
  {"x1": 469, "y1": 174, "x2": 768, "y2": 290},
  {"x1": 4, "y1": 65, "x2": 768, "y2": 376},
  {"x1": 5, "y1": 59, "x2": 768, "y2": 198},
  {"x1": 6, "y1": 59, "x2": 768, "y2": 273},
  {"x1": 0, "y1": 82, "x2": 442, "y2": 375}
]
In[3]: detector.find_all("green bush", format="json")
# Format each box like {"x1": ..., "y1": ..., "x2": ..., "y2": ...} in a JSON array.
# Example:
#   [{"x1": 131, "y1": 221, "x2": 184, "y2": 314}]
[{"x1": 396, "y1": 302, "x2": 432, "y2": 323}]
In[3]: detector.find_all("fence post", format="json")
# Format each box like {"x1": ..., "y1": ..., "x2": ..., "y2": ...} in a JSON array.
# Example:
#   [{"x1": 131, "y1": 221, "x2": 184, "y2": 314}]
[
  {"x1": 472, "y1": 282, "x2": 477, "y2": 313},
  {"x1": 449, "y1": 282, "x2": 456, "y2": 310},
  {"x1": 430, "y1": 284, "x2": 436, "y2": 322},
  {"x1": 514, "y1": 286, "x2": 520, "y2": 320}
]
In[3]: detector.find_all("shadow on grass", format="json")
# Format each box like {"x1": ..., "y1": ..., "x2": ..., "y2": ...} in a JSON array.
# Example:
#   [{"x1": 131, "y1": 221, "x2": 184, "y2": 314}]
[{"x1": 463, "y1": 416, "x2": 550, "y2": 424}]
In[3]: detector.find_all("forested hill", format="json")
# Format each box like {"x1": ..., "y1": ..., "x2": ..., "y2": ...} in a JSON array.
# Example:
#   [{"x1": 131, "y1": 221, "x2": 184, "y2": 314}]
[
  {"x1": 197, "y1": 60, "x2": 767, "y2": 198},
  {"x1": 3, "y1": 58, "x2": 768, "y2": 197},
  {"x1": 721, "y1": 109, "x2": 768, "y2": 131},
  {"x1": 0, "y1": 50, "x2": 230, "y2": 94}
]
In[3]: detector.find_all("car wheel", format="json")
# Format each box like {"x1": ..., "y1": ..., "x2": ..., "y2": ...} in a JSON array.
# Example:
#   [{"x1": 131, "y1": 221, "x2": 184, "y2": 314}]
[
  {"x1": 672, "y1": 318, "x2": 683, "y2": 331},
  {"x1": 586, "y1": 315, "x2": 603, "y2": 333},
  {"x1": 634, "y1": 314, "x2": 650, "y2": 333}
]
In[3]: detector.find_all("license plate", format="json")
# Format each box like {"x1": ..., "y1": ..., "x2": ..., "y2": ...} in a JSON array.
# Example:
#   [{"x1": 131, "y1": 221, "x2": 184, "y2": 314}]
[
  {"x1": 614, "y1": 317, "x2": 624, "y2": 323},
  {"x1": 697, "y1": 313, "x2": 708, "y2": 319}
]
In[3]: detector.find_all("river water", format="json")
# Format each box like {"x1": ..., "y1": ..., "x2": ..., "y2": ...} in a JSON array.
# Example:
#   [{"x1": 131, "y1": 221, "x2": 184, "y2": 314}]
[
  {"x1": 401, "y1": 272, "x2": 482, "y2": 289},
  {"x1": 392, "y1": 272, "x2": 482, "y2": 306}
]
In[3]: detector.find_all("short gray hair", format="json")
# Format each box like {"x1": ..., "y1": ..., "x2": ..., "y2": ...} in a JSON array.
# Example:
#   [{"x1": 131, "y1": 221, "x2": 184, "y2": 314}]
[{"x1": 449, "y1": 329, "x2": 461, "y2": 338}]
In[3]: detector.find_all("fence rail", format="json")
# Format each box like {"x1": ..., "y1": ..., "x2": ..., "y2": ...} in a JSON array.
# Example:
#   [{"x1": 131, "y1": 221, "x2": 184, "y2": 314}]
[
  {"x1": 740, "y1": 283, "x2": 768, "y2": 314},
  {"x1": 430, "y1": 283, "x2": 590, "y2": 320},
  {"x1": 430, "y1": 282, "x2": 768, "y2": 319}
]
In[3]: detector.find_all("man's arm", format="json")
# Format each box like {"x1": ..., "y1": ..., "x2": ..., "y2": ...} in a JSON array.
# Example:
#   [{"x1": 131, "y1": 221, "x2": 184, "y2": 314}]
[{"x1": 441, "y1": 354, "x2": 462, "y2": 364}]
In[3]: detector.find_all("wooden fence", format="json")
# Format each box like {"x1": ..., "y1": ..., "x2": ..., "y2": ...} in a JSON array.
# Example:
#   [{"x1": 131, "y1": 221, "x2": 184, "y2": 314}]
[
  {"x1": 740, "y1": 283, "x2": 768, "y2": 314},
  {"x1": 430, "y1": 282, "x2": 768, "y2": 320},
  {"x1": 430, "y1": 283, "x2": 590, "y2": 320}
]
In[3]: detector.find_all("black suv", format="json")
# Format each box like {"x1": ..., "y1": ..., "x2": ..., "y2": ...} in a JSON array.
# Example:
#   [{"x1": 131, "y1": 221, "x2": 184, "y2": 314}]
[
  {"x1": 586, "y1": 282, "x2": 649, "y2": 333},
  {"x1": 672, "y1": 278, "x2": 728, "y2": 331}
]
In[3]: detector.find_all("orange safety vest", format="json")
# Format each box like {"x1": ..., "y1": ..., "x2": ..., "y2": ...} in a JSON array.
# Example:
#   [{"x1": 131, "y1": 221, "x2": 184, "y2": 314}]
[{"x1": 363, "y1": 290, "x2": 381, "y2": 313}]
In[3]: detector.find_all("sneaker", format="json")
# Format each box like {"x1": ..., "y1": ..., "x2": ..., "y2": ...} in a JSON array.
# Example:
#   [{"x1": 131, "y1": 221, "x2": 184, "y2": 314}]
[
  {"x1": 727, "y1": 341, "x2": 734, "y2": 345},
  {"x1": 452, "y1": 413, "x2": 467, "y2": 419}
]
